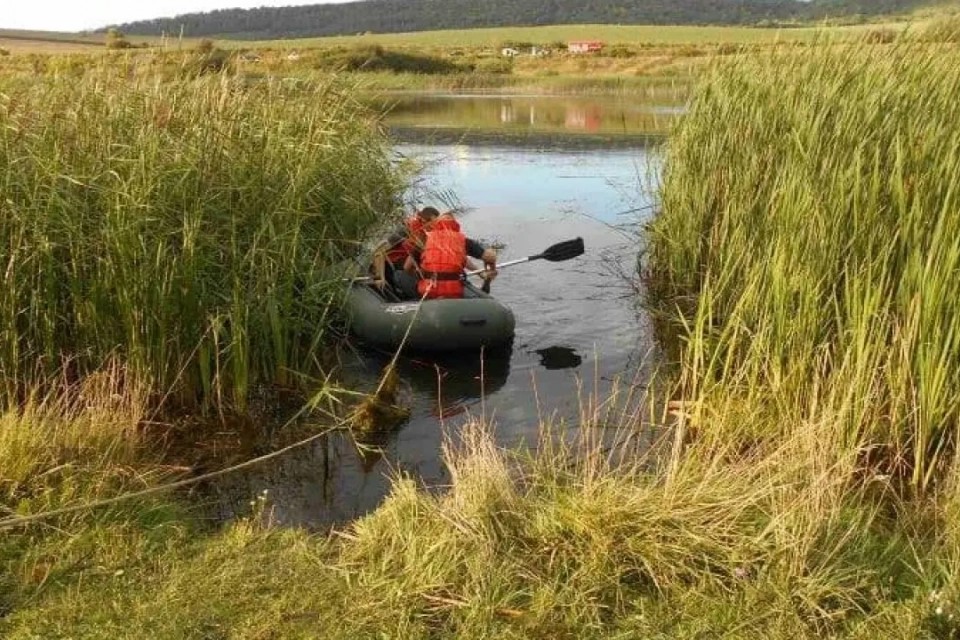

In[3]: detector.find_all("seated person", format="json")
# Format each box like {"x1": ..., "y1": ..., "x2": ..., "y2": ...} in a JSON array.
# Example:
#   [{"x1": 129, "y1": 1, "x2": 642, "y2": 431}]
[
  {"x1": 370, "y1": 207, "x2": 435, "y2": 299},
  {"x1": 402, "y1": 210, "x2": 497, "y2": 299}
]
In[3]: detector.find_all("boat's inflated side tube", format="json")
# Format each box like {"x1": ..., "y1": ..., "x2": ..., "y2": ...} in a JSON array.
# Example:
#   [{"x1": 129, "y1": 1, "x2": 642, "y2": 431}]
[{"x1": 345, "y1": 281, "x2": 515, "y2": 351}]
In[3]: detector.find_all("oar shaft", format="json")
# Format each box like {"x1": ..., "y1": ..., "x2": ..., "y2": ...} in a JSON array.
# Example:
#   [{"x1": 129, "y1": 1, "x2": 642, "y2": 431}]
[{"x1": 464, "y1": 256, "x2": 530, "y2": 277}]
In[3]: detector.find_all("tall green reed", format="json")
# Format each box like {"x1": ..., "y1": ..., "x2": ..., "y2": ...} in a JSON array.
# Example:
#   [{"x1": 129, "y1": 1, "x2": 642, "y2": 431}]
[
  {"x1": 0, "y1": 69, "x2": 404, "y2": 411},
  {"x1": 646, "y1": 41, "x2": 960, "y2": 488}
]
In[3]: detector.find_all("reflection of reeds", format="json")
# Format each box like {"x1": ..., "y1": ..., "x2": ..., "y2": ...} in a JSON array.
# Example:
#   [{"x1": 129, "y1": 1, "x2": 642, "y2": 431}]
[
  {"x1": 0, "y1": 70, "x2": 403, "y2": 411},
  {"x1": 646, "y1": 41, "x2": 960, "y2": 488}
]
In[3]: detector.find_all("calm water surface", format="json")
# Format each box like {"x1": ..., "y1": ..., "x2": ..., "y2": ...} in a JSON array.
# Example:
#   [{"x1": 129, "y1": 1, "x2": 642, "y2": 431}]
[
  {"x1": 376, "y1": 93, "x2": 683, "y2": 141},
  {"x1": 203, "y1": 98, "x2": 667, "y2": 528}
]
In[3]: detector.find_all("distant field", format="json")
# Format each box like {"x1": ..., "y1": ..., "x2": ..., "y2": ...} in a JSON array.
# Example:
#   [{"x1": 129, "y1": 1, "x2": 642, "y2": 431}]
[
  {"x1": 0, "y1": 29, "x2": 104, "y2": 53},
  {"x1": 233, "y1": 23, "x2": 904, "y2": 50},
  {"x1": 0, "y1": 20, "x2": 926, "y2": 91},
  {"x1": 0, "y1": 29, "x2": 174, "y2": 54},
  {"x1": 0, "y1": 29, "x2": 104, "y2": 45},
  {"x1": 0, "y1": 18, "x2": 934, "y2": 59}
]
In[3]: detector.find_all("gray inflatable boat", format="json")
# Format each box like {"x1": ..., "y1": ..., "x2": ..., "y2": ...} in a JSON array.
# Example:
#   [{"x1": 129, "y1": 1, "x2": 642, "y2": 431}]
[{"x1": 345, "y1": 280, "x2": 516, "y2": 352}]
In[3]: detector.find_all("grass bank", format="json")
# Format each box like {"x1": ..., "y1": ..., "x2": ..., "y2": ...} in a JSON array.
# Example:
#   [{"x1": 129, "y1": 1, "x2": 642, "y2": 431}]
[
  {"x1": 0, "y1": 70, "x2": 403, "y2": 411},
  {"x1": 2, "y1": 406, "x2": 957, "y2": 638}
]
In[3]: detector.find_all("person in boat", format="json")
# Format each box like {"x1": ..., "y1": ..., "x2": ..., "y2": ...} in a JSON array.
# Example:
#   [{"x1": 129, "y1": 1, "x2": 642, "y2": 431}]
[
  {"x1": 370, "y1": 207, "x2": 435, "y2": 299},
  {"x1": 402, "y1": 209, "x2": 498, "y2": 299}
]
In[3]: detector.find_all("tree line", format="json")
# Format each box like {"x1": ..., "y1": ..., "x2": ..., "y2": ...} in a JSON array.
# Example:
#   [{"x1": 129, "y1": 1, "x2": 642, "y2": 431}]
[{"x1": 107, "y1": 0, "x2": 931, "y2": 40}]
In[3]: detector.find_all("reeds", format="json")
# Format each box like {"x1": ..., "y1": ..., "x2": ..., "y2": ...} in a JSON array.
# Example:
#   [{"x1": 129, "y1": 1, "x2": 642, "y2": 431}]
[
  {"x1": 646, "y1": 40, "x2": 960, "y2": 487},
  {"x1": 0, "y1": 69, "x2": 404, "y2": 410}
]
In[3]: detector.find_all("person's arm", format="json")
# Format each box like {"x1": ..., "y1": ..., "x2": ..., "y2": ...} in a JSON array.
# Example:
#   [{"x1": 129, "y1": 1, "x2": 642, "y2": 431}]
[
  {"x1": 465, "y1": 238, "x2": 485, "y2": 260},
  {"x1": 481, "y1": 247, "x2": 497, "y2": 269},
  {"x1": 466, "y1": 239, "x2": 497, "y2": 280},
  {"x1": 481, "y1": 248, "x2": 497, "y2": 281},
  {"x1": 403, "y1": 252, "x2": 419, "y2": 276},
  {"x1": 371, "y1": 227, "x2": 407, "y2": 288},
  {"x1": 371, "y1": 242, "x2": 389, "y2": 288}
]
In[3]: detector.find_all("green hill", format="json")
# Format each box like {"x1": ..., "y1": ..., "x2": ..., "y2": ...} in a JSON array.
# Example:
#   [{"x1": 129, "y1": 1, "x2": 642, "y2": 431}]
[{"x1": 111, "y1": 0, "x2": 934, "y2": 40}]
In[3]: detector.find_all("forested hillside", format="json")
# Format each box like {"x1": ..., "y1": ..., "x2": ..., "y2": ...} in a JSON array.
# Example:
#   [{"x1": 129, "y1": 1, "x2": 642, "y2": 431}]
[{"x1": 111, "y1": 0, "x2": 933, "y2": 40}]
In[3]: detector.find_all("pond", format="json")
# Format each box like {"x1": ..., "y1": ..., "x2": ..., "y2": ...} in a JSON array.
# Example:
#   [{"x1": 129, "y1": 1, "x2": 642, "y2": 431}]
[{"x1": 201, "y1": 94, "x2": 670, "y2": 529}]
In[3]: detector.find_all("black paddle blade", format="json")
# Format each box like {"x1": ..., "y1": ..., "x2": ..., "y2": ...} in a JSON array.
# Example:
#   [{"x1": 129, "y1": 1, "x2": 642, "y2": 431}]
[{"x1": 539, "y1": 237, "x2": 585, "y2": 262}]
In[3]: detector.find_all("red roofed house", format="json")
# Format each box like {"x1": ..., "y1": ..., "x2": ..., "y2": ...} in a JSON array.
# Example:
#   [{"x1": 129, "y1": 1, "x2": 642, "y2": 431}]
[{"x1": 567, "y1": 41, "x2": 604, "y2": 54}]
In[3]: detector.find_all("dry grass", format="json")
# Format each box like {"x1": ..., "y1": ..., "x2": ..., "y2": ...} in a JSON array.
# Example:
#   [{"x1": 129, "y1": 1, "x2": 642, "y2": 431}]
[{"x1": 1, "y1": 407, "x2": 949, "y2": 638}]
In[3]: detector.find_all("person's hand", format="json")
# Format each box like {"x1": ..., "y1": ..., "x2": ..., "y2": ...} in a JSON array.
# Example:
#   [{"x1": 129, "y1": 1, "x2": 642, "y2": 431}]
[
  {"x1": 480, "y1": 248, "x2": 498, "y2": 282},
  {"x1": 481, "y1": 264, "x2": 497, "y2": 282},
  {"x1": 372, "y1": 278, "x2": 388, "y2": 291}
]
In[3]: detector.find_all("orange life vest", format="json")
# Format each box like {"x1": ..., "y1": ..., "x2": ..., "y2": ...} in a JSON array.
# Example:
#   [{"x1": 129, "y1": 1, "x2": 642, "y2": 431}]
[
  {"x1": 417, "y1": 216, "x2": 466, "y2": 299},
  {"x1": 385, "y1": 217, "x2": 426, "y2": 267}
]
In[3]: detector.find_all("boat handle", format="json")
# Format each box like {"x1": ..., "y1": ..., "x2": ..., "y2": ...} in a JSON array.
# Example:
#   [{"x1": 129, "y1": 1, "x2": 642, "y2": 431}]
[{"x1": 459, "y1": 316, "x2": 487, "y2": 327}]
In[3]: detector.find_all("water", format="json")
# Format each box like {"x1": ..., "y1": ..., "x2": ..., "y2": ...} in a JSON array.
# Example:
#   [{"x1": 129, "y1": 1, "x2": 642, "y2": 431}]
[
  {"x1": 201, "y1": 97, "x2": 666, "y2": 529},
  {"x1": 375, "y1": 93, "x2": 682, "y2": 143}
]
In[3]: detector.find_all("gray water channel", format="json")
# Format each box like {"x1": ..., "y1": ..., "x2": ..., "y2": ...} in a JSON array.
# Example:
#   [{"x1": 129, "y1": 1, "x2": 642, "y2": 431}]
[{"x1": 201, "y1": 97, "x2": 667, "y2": 529}]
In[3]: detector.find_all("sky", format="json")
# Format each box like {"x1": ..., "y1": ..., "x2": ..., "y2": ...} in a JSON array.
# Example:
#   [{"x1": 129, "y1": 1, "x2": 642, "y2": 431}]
[{"x1": 2, "y1": 1, "x2": 354, "y2": 33}]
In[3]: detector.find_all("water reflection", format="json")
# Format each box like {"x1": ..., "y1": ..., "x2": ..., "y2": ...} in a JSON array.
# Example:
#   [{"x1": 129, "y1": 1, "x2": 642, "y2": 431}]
[
  {"x1": 374, "y1": 94, "x2": 681, "y2": 140},
  {"x1": 348, "y1": 345, "x2": 512, "y2": 420}
]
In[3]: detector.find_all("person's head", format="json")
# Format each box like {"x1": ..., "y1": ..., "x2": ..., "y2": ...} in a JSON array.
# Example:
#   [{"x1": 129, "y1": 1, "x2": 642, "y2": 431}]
[{"x1": 416, "y1": 206, "x2": 441, "y2": 223}]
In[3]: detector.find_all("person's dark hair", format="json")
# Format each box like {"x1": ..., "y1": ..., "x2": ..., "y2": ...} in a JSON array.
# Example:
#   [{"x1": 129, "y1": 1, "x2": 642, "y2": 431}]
[{"x1": 418, "y1": 206, "x2": 441, "y2": 219}]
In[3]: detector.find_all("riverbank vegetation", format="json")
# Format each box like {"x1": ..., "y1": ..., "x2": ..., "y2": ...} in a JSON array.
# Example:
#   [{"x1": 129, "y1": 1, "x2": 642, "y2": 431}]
[
  {"x1": 0, "y1": 70, "x2": 402, "y2": 412},
  {"x1": 4, "y1": 25, "x2": 960, "y2": 640},
  {"x1": 647, "y1": 39, "x2": 960, "y2": 490},
  {"x1": 1, "y1": 396, "x2": 956, "y2": 637}
]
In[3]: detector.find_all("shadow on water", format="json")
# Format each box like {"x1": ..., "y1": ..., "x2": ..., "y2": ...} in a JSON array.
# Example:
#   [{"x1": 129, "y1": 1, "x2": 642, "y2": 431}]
[{"x1": 532, "y1": 345, "x2": 583, "y2": 370}]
